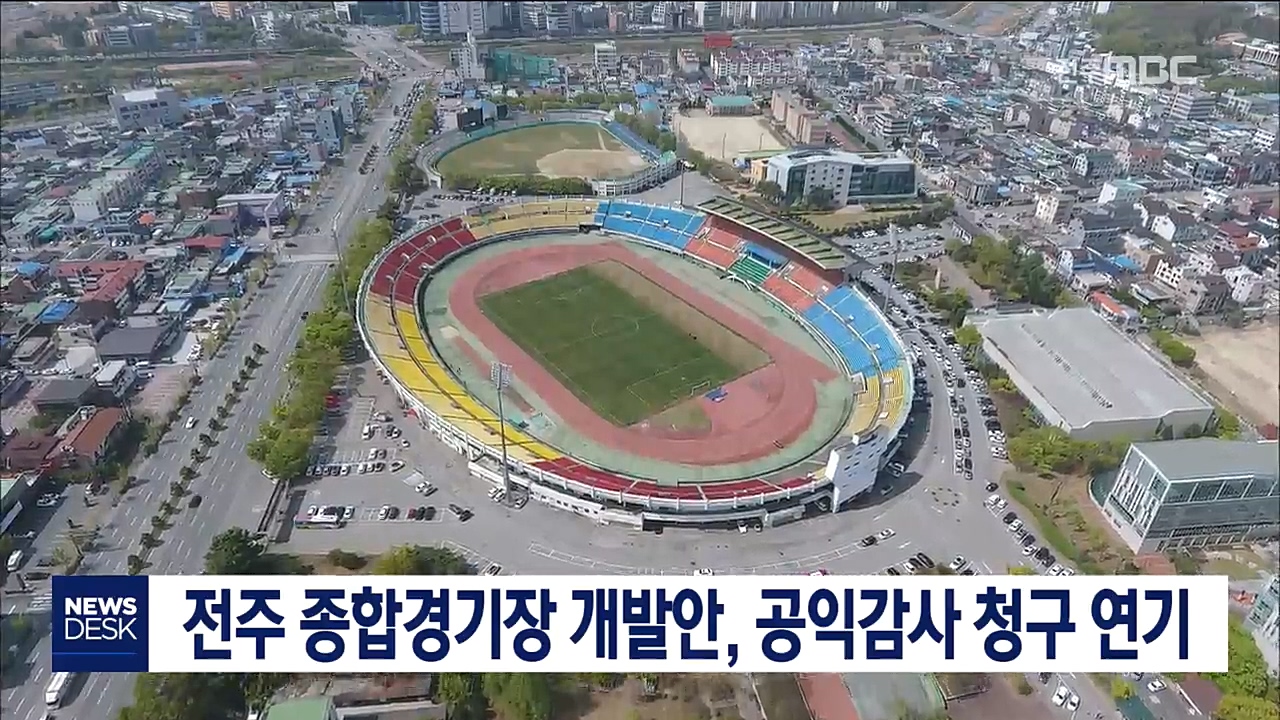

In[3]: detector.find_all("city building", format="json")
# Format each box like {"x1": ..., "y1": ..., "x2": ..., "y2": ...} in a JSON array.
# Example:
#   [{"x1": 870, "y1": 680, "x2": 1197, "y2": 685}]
[
  {"x1": 1098, "y1": 179, "x2": 1146, "y2": 206},
  {"x1": 209, "y1": 1, "x2": 246, "y2": 20},
  {"x1": 1100, "y1": 439, "x2": 1279, "y2": 554},
  {"x1": 68, "y1": 145, "x2": 164, "y2": 223},
  {"x1": 705, "y1": 95, "x2": 756, "y2": 116},
  {"x1": 0, "y1": 80, "x2": 60, "y2": 112},
  {"x1": 1169, "y1": 92, "x2": 1216, "y2": 122},
  {"x1": 109, "y1": 88, "x2": 185, "y2": 131},
  {"x1": 1246, "y1": 574, "x2": 1280, "y2": 673},
  {"x1": 1035, "y1": 192, "x2": 1075, "y2": 226},
  {"x1": 967, "y1": 308, "x2": 1216, "y2": 441},
  {"x1": 764, "y1": 149, "x2": 917, "y2": 206},
  {"x1": 770, "y1": 89, "x2": 828, "y2": 145},
  {"x1": 593, "y1": 41, "x2": 619, "y2": 73}
]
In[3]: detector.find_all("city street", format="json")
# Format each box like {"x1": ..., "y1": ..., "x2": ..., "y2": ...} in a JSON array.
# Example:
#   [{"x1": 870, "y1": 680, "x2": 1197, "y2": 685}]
[{"x1": 0, "y1": 38, "x2": 422, "y2": 720}]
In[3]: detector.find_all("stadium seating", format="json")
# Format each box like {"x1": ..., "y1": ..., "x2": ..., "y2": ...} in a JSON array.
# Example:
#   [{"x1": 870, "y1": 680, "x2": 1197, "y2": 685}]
[
  {"x1": 700, "y1": 478, "x2": 776, "y2": 500},
  {"x1": 802, "y1": 304, "x2": 875, "y2": 375},
  {"x1": 788, "y1": 265, "x2": 833, "y2": 298},
  {"x1": 761, "y1": 272, "x2": 817, "y2": 314},
  {"x1": 686, "y1": 227, "x2": 741, "y2": 269},
  {"x1": 535, "y1": 458, "x2": 632, "y2": 493},
  {"x1": 627, "y1": 481, "x2": 703, "y2": 502},
  {"x1": 605, "y1": 122, "x2": 659, "y2": 160},
  {"x1": 596, "y1": 201, "x2": 700, "y2": 252},
  {"x1": 728, "y1": 255, "x2": 773, "y2": 286}
]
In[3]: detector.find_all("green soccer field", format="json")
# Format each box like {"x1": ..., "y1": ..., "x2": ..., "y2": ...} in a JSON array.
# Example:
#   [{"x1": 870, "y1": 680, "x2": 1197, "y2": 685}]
[{"x1": 477, "y1": 264, "x2": 746, "y2": 426}]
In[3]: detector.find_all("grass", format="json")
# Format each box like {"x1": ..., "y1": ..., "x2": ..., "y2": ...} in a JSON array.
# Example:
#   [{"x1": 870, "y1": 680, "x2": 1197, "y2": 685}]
[
  {"x1": 478, "y1": 263, "x2": 749, "y2": 426},
  {"x1": 800, "y1": 208, "x2": 916, "y2": 231},
  {"x1": 1204, "y1": 557, "x2": 1266, "y2": 580},
  {"x1": 435, "y1": 122, "x2": 626, "y2": 176},
  {"x1": 1004, "y1": 471, "x2": 1135, "y2": 574}
]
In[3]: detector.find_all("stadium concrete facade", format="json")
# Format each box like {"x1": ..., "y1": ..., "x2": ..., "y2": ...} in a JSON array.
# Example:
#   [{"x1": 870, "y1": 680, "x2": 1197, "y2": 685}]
[
  {"x1": 358, "y1": 199, "x2": 913, "y2": 527},
  {"x1": 420, "y1": 109, "x2": 680, "y2": 196}
]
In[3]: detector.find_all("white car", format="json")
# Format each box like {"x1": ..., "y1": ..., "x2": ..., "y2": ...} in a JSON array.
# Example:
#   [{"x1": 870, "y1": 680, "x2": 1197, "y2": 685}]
[
  {"x1": 342, "y1": 506, "x2": 355, "y2": 520},
  {"x1": 1051, "y1": 686, "x2": 1069, "y2": 707},
  {"x1": 948, "y1": 556, "x2": 967, "y2": 571},
  {"x1": 185, "y1": 417, "x2": 197, "y2": 429},
  {"x1": 876, "y1": 528, "x2": 895, "y2": 540},
  {"x1": 694, "y1": 568, "x2": 714, "y2": 576},
  {"x1": 1147, "y1": 679, "x2": 1166, "y2": 693},
  {"x1": 390, "y1": 460, "x2": 405, "y2": 472},
  {"x1": 36, "y1": 496, "x2": 60, "y2": 508},
  {"x1": 1060, "y1": 568, "x2": 1076, "y2": 577},
  {"x1": 399, "y1": 439, "x2": 410, "y2": 448},
  {"x1": 1066, "y1": 694, "x2": 1080, "y2": 712},
  {"x1": 1049, "y1": 564, "x2": 1064, "y2": 576},
  {"x1": 307, "y1": 505, "x2": 319, "y2": 517},
  {"x1": 985, "y1": 493, "x2": 1002, "y2": 506},
  {"x1": 1008, "y1": 519, "x2": 1023, "y2": 533}
]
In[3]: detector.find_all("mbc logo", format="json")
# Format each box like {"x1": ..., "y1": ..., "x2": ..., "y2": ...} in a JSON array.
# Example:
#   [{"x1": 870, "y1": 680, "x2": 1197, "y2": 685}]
[{"x1": 1102, "y1": 55, "x2": 1198, "y2": 86}]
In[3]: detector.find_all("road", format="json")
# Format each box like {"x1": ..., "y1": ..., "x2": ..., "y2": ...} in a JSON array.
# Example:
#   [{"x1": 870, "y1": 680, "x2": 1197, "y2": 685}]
[{"x1": 0, "y1": 43, "x2": 422, "y2": 720}]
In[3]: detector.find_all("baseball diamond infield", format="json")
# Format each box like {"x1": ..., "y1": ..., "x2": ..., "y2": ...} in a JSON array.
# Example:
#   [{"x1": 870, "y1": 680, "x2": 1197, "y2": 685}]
[
  {"x1": 434, "y1": 123, "x2": 649, "y2": 179},
  {"x1": 447, "y1": 241, "x2": 839, "y2": 467}
]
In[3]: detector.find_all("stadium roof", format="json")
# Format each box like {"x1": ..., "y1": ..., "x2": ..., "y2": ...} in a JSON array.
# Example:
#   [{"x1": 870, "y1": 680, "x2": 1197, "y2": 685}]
[
  {"x1": 697, "y1": 196, "x2": 848, "y2": 271},
  {"x1": 969, "y1": 308, "x2": 1212, "y2": 433}
]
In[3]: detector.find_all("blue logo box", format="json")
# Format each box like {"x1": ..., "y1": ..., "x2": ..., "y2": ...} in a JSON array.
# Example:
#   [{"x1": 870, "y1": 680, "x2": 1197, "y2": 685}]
[{"x1": 52, "y1": 575, "x2": 150, "y2": 673}]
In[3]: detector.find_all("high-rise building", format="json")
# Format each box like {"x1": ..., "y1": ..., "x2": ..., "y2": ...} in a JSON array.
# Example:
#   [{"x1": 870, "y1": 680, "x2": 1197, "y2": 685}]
[
  {"x1": 593, "y1": 41, "x2": 619, "y2": 73},
  {"x1": 694, "y1": 1, "x2": 723, "y2": 28},
  {"x1": 416, "y1": 1, "x2": 498, "y2": 37}
]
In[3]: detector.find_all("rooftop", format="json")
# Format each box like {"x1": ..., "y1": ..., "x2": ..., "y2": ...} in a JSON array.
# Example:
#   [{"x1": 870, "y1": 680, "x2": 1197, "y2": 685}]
[
  {"x1": 264, "y1": 696, "x2": 335, "y2": 720},
  {"x1": 1132, "y1": 439, "x2": 1279, "y2": 484},
  {"x1": 969, "y1": 308, "x2": 1213, "y2": 429},
  {"x1": 697, "y1": 196, "x2": 848, "y2": 271}
]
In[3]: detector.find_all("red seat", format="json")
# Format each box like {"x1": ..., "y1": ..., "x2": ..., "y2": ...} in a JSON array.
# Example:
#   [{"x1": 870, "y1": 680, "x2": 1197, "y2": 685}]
[
  {"x1": 451, "y1": 227, "x2": 478, "y2": 248},
  {"x1": 421, "y1": 236, "x2": 462, "y2": 265},
  {"x1": 628, "y1": 481, "x2": 702, "y2": 501},
  {"x1": 369, "y1": 267, "x2": 394, "y2": 299},
  {"x1": 700, "y1": 479, "x2": 773, "y2": 500},
  {"x1": 391, "y1": 270, "x2": 418, "y2": 305},
  {"x1": 776, "y1": 476, "x2": 815, "y2": 490}
]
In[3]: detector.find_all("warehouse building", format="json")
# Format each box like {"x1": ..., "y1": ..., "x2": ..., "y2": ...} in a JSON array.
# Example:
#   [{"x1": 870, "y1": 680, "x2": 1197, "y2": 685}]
[
  {"x1": 967, "y1": 308, "x2": 1215, "y2": 440},
  {"x1": 1100, "y1": 438, "x2": 1279, "y2": 553}
]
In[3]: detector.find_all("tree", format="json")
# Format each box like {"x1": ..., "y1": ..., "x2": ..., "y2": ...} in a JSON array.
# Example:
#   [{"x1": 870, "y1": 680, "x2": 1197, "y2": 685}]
[
  {"x1": 755, "y1": 180, "x2": 783, "y2": 203},
  {"x1": 127, "y1": 554, "x2": 144, "y2": 575},
  {"x1": 806, "y1": 186, "x2": 835, "y2": 210},
  {"x1": 150, "y1": 515, "x2": 166, "y2": 531},
  {"x1": 482, "y1": 673, "x2": 555, "y2": 720},
  {"x1": 438, "y1": 673, "x2": 486, "y2": 720},
  {"x1": 252, "y1": 342, "x2": 267, "y2": 355},
  {"x1": 372, "y1": 545, "x2": 473, "y2": 575},
  {"x1": 1212, "y1": 408, "x2": 1242, "y2": 440},
  {"x1": 954, "y1": 324, "x2": 982, "y2": 350},
  {"x1": 1008, "y1": 566, "x2": 1037, "y2": 575},
  {"x1": 1110, "y1": 675, "x2": 1133, "y2": 699},
  {"x1": 1216, "y1": 694, "x2": 1280, "y2": 720},
  {"x1": 198, "y1": 433, "x2": 215, "y2": 447},
  {"x1": 117, "y1": 673, "x2": 286, "y2": 720},
  {"x1": 179, "y1": 466, "x2": 196, "y2": 481},
  {"x1": 325, "y1": 549, "x2": 366, "y2": 570},
  {"x1": 203, "y1": 528, "x2": 266, "y2": 575}
]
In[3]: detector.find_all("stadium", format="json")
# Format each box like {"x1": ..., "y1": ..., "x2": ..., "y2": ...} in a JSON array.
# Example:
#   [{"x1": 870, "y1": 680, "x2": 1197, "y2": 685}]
[
  {"x1": 421, "y1": 109, "x2": 680, "y2": 196},
  {"x1": 358, "y1": 197, "x2": 914, "y2": 528}
]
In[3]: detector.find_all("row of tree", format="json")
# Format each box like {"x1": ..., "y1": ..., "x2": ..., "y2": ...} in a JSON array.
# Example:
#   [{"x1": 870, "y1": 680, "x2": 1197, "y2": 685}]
[
  {"x1": 408, "y1": 97, "x2": 439, "y2": 147},
  {"x1": 944, "y1": 235, "x2": 1067, "y2": 308},
  {"x1": 441, "y1": 172, "x2": 592, "y2": 196},
  {"x1": 1149, "y1": 328, "x2": 1197, "y2": 367},
  {"x1": 515, "y1": 92, "x2": 637, "y2": 114},
  {"x1": 245, "y1": 218, "x2": 394, "y2": 481}
]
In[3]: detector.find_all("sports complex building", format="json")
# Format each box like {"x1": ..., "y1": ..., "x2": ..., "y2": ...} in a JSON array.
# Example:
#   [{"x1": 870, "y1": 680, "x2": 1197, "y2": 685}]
[
  {"x1": 358, "y1": 196, "x2": 913, "y2": 528},
  {"x1": 420, "y1": 109, "x2": 680, "y2": 196}
]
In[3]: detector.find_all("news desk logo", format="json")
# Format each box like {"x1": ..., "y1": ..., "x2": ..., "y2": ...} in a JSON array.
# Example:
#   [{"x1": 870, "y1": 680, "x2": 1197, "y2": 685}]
[
  {"x1": 52, "y1": 576, "x2": 150, "y2": 673},
  {"x1": 1104, "y1": 55, "x2": 1198, "y2": 86}
]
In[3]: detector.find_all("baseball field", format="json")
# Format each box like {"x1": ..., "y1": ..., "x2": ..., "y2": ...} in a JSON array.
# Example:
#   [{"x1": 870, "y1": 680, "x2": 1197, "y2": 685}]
[
  {"x1": 435, "y1": 123, "x2": 648, "y2": 179},
  {"x1": 476, "y1": 261, "x2": 769, "y2": 426}
]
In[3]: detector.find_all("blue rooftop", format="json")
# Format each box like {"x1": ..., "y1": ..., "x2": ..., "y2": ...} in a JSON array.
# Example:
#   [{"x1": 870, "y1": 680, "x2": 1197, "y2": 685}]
[
  {"x1": 39, "y1": 300, "x2": 76, "y2": 324},
  {"x1": 16, "y1": 261, "x2": 46, "y2": 277}
]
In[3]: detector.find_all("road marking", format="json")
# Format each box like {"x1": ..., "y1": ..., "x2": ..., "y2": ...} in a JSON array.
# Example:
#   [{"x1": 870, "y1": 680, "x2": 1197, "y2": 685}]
[{"x1": 897, "y1": 542, "x2": 912, "y2": 549}]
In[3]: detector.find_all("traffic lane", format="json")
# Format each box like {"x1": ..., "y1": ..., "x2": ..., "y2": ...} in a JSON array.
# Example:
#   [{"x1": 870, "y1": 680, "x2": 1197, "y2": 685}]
[{"x1": 1035, "y1": 672, "x2": 1121, "y2": 720}]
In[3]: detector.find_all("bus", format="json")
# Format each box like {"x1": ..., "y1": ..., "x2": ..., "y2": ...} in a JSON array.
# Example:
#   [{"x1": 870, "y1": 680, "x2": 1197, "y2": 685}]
[
  {"x1": 46, "y1": 671, "x2": 75, "y2": 707},
  {"x1": 294, "y1": 512, "x2": 343, "y2": 529}
]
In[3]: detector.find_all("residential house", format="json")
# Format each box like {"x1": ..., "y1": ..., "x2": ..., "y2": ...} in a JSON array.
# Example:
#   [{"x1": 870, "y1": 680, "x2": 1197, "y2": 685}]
[
  {"x1": 1178, "y1": 274, "x2": 1231, "y2": 315},
  {"x1": 53, "y1": 406, "x2": 130, "y2": 470},
  {"x1": 0, "y1": 431, "x2": 58, "y2": 473},
  {"x1": 32, "y1": 379, "x2": 101, "y2": 415},
  {"x1": 1223, "y1": 265, "x2": 1266, "y2": 306}
]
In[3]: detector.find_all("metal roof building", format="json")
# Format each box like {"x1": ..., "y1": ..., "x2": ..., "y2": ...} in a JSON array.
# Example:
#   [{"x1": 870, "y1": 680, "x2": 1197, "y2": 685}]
[
  {"x1": 1100, "y1": 438, "x2": 1279, "y2": 553},
  {"x1": 968, "y1": 308, "x2": 1215, "y2": 440}
]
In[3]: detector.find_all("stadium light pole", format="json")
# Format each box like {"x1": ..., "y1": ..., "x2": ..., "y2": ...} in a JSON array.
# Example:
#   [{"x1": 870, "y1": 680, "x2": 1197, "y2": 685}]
[{"x1": 490, "y1": 361, "x2": 512, "y2": 502}]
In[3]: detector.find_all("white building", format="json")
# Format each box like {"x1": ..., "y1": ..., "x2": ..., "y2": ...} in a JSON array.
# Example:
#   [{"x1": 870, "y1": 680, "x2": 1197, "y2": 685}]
[
  {"x1": 1223, "y1": 265, "x2": 1266, "y2": 306},
  {"x1": 109, "y1": 88, "x2": 184, "y2": 131},
  {"x1": 93, "y1": 360, "x2": 137, "y2": 398},
  {"x1": 1035, "y1": 192, "x2": 1075, "y2": 226},
  {"x1": 764, "y1": 148, "x2": 917, "y2": 207},
  {"x1": 593, "y1": 41, "x2": 619, "y2": 73},
  {"x1": 69, "y1": 145, "x2": 163, "y2": 223},
  {"x1": 449, "y1": 33, "x2": 486, "y2": 80},
  {"x1": 1098, "y1": 179, "x2": 1146, "y2": 206},
  {"x1": 1246, "y1": 574, "x2": 1280, "y2": 674}
]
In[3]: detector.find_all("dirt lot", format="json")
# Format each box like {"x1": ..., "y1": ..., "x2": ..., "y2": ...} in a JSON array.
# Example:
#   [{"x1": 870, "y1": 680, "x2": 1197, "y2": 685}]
[
  {"x1": 538, "y1": 148, "x2": 649, "y2": 179},
  {"x1": 1185, "y1": 322, "x2": 1280, "y2": 426},
  {"x1": 945, "y1": 675, "x2": 1051, "y2": 720},
  {"x1": 673, "y1": 111, "x2": 787, "y2": 161}
]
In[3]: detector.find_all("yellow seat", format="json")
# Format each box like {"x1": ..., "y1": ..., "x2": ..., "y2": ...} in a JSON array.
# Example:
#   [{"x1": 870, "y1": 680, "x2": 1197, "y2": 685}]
[
  {"x1": 468, "y1": 222, "x2": 496, "y2": 240},
  {"x1": 848, "y1": 373, "x2": 882, "y2": 436},
  {"x1": 388, "y1": 304, "x2": 558, "y2": 463}
]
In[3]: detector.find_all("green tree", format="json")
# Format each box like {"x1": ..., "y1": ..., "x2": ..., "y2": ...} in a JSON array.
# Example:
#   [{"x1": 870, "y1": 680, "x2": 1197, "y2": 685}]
[
  {"x1": 203, "y1": 528, "x2": 266, "y2": 575},
  {"x1": 482, "y1": 673, "x2": 555, "y2": 720},
  {"x1": 755, "y1": 179, "x2": 783, "y2": 202},
  {"x1": 118, "y1": 673, "x2": 287, "y2": 720},
  {"x1": 127, "y1": 554, "x2": 144, "y2": 575},
  {"x1": 438, "y1": 673, "x2": 487, "y2": 720},
  {"x1": 1216, "y1": 694, "x2": 1280, "y2": 720},
  {"x1": 1008, "y1": 566, "x2": 1037, "y2": 576},
  {"x1": 372, "y1": 545, "x2": 474, "y2": 575},
  {"x1": 954, "y1": 324, "x2": 982, "y2": 350},
  {"x1": 1212, "y1": 408, "x2": 1241, "y2": 440}
]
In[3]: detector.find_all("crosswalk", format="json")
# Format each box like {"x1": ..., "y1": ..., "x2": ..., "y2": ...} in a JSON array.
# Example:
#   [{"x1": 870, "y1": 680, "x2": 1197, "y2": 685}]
[{"x1": 6, "y1": 592, "x2": 54, "y2": 615}]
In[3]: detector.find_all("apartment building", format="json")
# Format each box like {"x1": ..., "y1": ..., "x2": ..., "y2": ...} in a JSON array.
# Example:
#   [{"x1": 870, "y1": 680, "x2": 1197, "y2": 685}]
[
  {"x1": 110, "y1": 87, "x2": 184, "y2": 131},
  {"x1": 69, "y1": 145, "x2": 164, "y2": 224},
  {"x1": 770, "y1": 89, "x2": 828, "y2": 145},
  {"x1": 1035, "y1": 192, "x2": 1075, "y2": 226}
]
